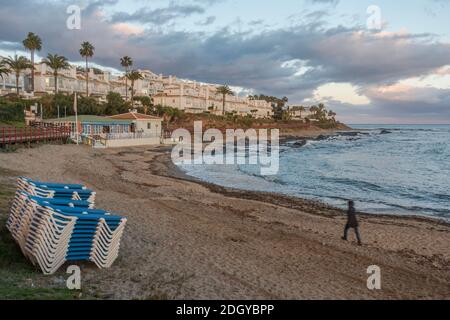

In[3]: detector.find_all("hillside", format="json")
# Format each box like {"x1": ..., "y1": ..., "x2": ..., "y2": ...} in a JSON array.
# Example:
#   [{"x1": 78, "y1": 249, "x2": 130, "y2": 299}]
[{"x1": 165, "y1": 113, "x2": 352, "y2": 136}]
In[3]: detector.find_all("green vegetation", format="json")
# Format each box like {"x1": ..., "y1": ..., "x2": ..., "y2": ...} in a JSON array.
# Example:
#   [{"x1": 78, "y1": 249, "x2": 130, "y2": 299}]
[
  {"x1": 248, "y1": 94, "x2": 288, "y2": 121},
  {"x1": 38, "y1": 93, "x2": 131, "y2": 118},
  {"x1": 0, "y1": 98, "x2": 27, "y2": 122},
  {"x1": 42, "y1": 54, "x2": 70, "y2": 93},
  {"x1": 22, "y1": 32, "x2": 42, "y2": 93},
  {"x1": 250, "y1": 93, "x2": 340, "y2": 128},
  {"x1": 105, "y1": 92, "x2": 130, "y2": 115},
  {"x1": 0, "y1": 121, "x2": 25, "y2": 128},
  {"x1": 308, "y1": 103, "x2": 338, "y2": 129},
  {"x1": 133, "y1": 96, "x2": 153, "y2": 114},
  {"x1": 0, "y1": 60, "x2": 10, "y2": 81},
  {"x1": 216, "y1": 85, "x2": 235, "y2": 115},
  {"x1": 79, "y1": 41, "x2": 95, "y2": 96},
  {"x1": 126, "y1": 70, "x2": 144, "y2": 107},
  {"x1": 2, "y1": 55, "x2": 33, "y2": 95},
  {"x1": 248, "y1": 94, "x2": 289, "y2": 107},
  {"x1": 120, "y1": 56, "x2": 133, "y2": 101},
  {"x1": 154, "y1": 105, "x2": 185, "y2": 122},
  {"x1": 0, "y1": 92, "x2": 341, "y2": 131}
]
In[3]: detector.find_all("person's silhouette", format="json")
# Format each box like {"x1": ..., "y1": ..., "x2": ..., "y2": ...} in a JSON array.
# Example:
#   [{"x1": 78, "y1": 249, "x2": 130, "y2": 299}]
[{"x1": 342, "y1": 201, "x2": 362, "y2": 246}]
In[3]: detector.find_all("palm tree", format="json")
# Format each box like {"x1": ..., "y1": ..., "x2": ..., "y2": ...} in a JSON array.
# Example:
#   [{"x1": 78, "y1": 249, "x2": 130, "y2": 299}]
[
  {"x1": 328, "y1": 110, "x2": 337, "y2": 122},
  {"x1": 42, "y1": 54, "x2": 70, "y2": 93},
  {"x1": 216, "y1": 85, "x2": 234, "y2": 116},
  {"x1": 120, "y1": 56, "x2": 133, "y2": 101},
  {"x1": 291, "y1": 105, "x2": 306, "y2": 118},
  {"x1": 126, "y1": 70, "x2": 143, "y2": 107},
  {"x1": 0, "y1": 60, "x2": 9, "y2": 80},
  {"x1": 299, "y1": 106, "x2": 306, "y2": 118},
  {"x1": 22, "y1": 32, "x2": 42, "y2": 93},
  {"x1": 2, "y1": 55, "x2": 33, "y2": 95},
  {"x1": 317, "y1": 103, "x2": 327, "y2": 121},
  {"x1": 79, "y1": 41, "x2": 95, "y2": 96}
]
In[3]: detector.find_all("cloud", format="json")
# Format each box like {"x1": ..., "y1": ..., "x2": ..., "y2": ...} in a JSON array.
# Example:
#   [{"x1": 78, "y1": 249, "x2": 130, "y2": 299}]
[
  {"x1": 111, "y1": 4, "x2": 205, "y2": 25},
  {"x1": 196, "y1": 16, "x2": 216, "y2": 26},
  {"x1": 111, "y1": 23, "x2": 145, "y2": 36},
  {"x1": 306, "y1": 0, "x2": 340, "y2": 7},
  {"x1": 1, "y1": 0, "x2": 450, "y2": 122},
  {"x1": 313, "y1": 83, "x2": 370, "y2": 105}
]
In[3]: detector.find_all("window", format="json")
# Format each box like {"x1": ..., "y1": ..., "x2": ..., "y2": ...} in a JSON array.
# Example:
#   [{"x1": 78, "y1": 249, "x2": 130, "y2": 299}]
[{"x1": 147, "y1": 122, "x2": 151, "y2": 129}]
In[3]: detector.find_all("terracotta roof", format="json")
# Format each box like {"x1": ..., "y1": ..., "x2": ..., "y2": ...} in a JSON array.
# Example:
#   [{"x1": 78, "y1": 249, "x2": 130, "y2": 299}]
[{"x1": 109, "y1": 112, "x2": 162, "y2": 121}]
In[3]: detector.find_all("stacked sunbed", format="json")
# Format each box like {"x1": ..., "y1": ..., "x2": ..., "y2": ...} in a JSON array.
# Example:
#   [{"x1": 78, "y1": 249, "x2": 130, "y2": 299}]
[{"x1": 7, "y1": 177, "x2": 127, "y2": 275}]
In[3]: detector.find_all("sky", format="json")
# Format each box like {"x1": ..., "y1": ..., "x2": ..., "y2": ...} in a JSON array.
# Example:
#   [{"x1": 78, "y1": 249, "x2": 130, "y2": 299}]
[{"x1": 0, "y1": 0, "x2": 450, "y2": 124}]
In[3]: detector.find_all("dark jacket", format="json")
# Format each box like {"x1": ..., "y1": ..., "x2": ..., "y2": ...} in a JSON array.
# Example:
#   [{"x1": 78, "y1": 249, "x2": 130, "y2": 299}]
[{"x1": 346, "y1": 207, "x2": 359, "y2": 228}]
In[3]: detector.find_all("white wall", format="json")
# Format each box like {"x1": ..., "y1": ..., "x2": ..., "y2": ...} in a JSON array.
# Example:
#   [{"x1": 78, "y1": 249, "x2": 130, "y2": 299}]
[
  {"x1": 106, "y1": 137, "x2": 161, "y2": 148},
  {"x1": 134, "y1": 119, "x2": 162, "y2": 137}
]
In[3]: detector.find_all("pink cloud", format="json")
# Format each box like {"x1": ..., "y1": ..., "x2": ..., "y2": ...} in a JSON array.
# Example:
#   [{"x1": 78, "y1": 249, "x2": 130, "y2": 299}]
[{"x1": 112, "y1": 23, "x2": 145, "y2": 36}]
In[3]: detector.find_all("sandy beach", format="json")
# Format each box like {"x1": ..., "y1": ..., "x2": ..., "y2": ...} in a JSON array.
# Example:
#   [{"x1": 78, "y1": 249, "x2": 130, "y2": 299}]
[{"x1": 0, "y1": 143, "x2": 449, "y2": 300}]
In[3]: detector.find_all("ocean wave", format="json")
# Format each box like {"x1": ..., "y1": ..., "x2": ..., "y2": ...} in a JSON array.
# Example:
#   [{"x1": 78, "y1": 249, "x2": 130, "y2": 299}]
[
  {"x1": 177, "y1": 125, "x2": 450, "y2": 220},
  {"x1": 237, "y1": 166, "x2": 288, "y2": 186},
  {"x1": 363, "y1": 199, "x2": 450, "y2": 217},
  {"x1": 321, "y1": 177, "x2": 384, "y2": 192}
]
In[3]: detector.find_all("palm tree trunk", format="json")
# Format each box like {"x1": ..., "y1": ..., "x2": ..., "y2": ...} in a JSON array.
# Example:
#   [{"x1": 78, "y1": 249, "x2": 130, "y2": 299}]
[
  {"x1": 85, "y1": 57, "x2": 89, "y2": 97},
  {"x1": 54, "y1": 73, "x2": 58, "y2": 93},
  {"x1": 31, "y1": 50, "x2": 35, "y2": 93},
  {"x1": 15, "y1": 74, "x2": 19, "y2": 95},
  {"x1": 131, "y1": 81, "x2": 134, "y2": 108},
  {"x1": 222, "y1": 94, "x2": 226, "y2": 115},
  {"x1": 125, "y1": 69, "x2": 128, "y2": 101}
]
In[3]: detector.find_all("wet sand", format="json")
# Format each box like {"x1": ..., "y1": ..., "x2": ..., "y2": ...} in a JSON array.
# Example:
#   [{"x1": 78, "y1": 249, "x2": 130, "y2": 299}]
[{"x1": 0, "y1": 144, "x2": 449, "y2": 299}]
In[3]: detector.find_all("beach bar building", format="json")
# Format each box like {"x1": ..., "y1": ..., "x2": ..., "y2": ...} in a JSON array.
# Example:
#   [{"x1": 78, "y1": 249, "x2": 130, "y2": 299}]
[
  {"x1": 44, "y1": 111, "x2": 163, "y2": 148},
  {"x1": 45, "y1": 115, "x2": 131, "y2": 136}
]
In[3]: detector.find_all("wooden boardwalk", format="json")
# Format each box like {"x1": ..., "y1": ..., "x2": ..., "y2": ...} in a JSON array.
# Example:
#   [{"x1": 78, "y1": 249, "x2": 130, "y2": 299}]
[{"x1": 0, "y1": 126, "x2": 71, "y2": 147}]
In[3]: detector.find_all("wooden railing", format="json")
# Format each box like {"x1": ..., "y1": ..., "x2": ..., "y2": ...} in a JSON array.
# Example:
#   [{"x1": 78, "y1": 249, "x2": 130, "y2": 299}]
[{"x1": 0, "y1": 126, "x2": 71, "y2": 146}]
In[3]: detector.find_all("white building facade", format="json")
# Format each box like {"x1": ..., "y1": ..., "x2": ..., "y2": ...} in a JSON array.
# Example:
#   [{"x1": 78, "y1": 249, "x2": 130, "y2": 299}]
[
  {"x1": 152, "y1": 76, "x2": 273, "y2": 118},
  {"x1": 0, "y1": 60, "x2": 273, "y2": 118},
  {"x1": 0, "y1": 55, "x2": 28, "y2": 96}
]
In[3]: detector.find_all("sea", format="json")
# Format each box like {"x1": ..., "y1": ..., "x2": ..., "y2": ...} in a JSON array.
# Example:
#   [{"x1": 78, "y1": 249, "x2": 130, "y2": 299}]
[{"x1": 177, "y1": 125, "x2": 450, "y2": 220}]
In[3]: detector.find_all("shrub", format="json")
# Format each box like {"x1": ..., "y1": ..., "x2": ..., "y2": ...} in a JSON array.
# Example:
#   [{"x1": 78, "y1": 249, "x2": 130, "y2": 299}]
[{"x1": 0, "y1": 99, "x2": 25, "y2": 122}]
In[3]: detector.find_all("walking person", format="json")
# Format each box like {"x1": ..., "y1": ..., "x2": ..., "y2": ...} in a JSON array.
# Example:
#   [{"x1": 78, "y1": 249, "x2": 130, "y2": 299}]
[{"x1": 342, "y1": 200, "x2": 362, "y2": 246}]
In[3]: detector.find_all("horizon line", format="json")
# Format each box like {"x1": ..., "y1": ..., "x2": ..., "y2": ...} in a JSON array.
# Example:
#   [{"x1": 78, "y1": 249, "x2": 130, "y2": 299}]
[{"x1": 347, "y1": 123, "x2": 450, "y2": 125}]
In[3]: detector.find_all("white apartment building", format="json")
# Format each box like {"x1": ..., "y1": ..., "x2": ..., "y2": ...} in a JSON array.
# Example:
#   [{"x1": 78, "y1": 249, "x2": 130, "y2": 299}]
[
  {"x1": 0, "y1": 60, "x2": 273, "y2": 118},
  {"x1": 132, "y1": 70, "x2": 164, "y2": 96},
  {"x1": 33, "y1": 63, "x2": 126, "y2": 100},
  {"x1": 0, "y1": 72, "x2": 26, "y2": 95},
  {"x1": 289, "y1": 106, "x2": 314, "y2": 120},
  {"x1": 153, "y1": 76, "x2": 273, "y2": 119},
  {"x1": 0, "y1": 55, "x2": 28, "y2": 96}
]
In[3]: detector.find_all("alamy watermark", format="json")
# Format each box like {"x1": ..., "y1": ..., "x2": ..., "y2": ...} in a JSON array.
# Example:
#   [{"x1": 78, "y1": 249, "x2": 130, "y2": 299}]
[
  {"x1": 367, "y1": 5, "x2": 382, "y2": 31},
  {"x1": 367, "y1": 265, "x2": 381, "y2": 290},
  {"x1": 66, "y1": 5, "x2": 81, "y2": 30},
  {"x1": 66, "y1": 265, "x2": 81, "y2": 290},
  {"x1": 171, "y1": 121, "x2": 280, "y2": 176}
]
